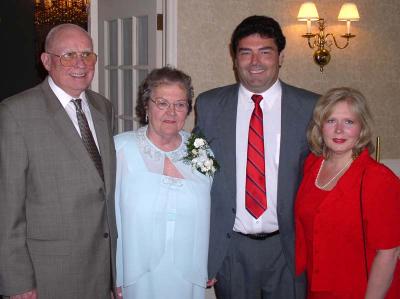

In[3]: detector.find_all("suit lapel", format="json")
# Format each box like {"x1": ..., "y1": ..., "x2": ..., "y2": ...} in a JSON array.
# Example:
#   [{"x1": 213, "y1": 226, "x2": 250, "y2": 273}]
[
  {"x1": 87, "y1": 93, "x2": 113, "y2": 191},
  {"x1": 216, "y1": 85, "x2": 239, "y2": 201},
  {"x1": 277, "y1": 82, "x2": 308, "y2": 210},
  {"x1": 41, "y1": 81, "x2": 103, "y2": 185}
]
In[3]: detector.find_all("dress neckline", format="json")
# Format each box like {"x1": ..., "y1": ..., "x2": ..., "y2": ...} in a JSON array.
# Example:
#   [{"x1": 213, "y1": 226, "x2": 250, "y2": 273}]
[{"x1": 136, "y1": 125, "x2": 187, "y2": 163}]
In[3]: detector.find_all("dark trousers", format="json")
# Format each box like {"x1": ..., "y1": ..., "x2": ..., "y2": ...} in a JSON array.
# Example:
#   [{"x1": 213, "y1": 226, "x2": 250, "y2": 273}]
[{"x1": 214, "y1": 231, "x2": 297, "y2": 299}]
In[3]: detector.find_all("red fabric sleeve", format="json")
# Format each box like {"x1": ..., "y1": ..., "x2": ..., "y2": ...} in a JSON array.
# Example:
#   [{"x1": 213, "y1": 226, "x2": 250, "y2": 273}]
[{"x1": 364, "y1": 164, "x2": 400, "y2": 250}]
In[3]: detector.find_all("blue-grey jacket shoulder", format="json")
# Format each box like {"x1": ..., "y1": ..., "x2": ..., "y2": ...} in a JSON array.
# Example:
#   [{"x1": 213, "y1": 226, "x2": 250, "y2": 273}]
[
  {"x1": 197, "y1": 81, "x2": 319, "y2": 102},
  {"x1": 197, "y1": 84, "x2": 238, "y2": 100},
  {"x1": 281, "y1": 81, "x2": 319, "y2": 101}
]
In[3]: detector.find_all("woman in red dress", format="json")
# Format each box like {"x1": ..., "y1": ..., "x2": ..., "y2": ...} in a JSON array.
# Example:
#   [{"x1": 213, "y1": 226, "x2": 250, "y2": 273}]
[{"x1": 295, "y1": 87, "x2": 400, "y2": 299}]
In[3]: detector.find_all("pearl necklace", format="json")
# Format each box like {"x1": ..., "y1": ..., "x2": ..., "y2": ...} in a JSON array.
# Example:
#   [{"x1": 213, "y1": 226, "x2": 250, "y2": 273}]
[{"x1": 315, "y1": 158, "x2": 353, "y2": 190}]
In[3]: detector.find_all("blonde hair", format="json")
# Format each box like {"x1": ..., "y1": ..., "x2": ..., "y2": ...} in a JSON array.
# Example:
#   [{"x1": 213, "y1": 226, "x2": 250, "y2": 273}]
[{"x1": 307, "y1": 87, "x2": 375, "y2": 158}]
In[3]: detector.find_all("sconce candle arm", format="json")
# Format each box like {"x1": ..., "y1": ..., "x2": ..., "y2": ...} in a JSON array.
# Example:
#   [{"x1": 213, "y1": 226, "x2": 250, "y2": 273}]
[
  {"x1": 304, "y1": 35, "x2": 317, "y2": 49},
  {"x1": 326, "y1": 33, "x2": 352, "y2": 49}
]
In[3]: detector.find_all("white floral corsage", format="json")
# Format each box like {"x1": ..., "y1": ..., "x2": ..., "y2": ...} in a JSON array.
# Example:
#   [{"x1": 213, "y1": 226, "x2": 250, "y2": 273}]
[{"x1": 182, "y1": 132, "x2": 220, "y2": 177}]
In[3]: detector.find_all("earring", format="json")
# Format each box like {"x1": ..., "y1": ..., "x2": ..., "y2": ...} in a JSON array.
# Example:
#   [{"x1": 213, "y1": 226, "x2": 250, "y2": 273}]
[{"x1": 145, "y1": 113, "x2": 148, "y2": 123}]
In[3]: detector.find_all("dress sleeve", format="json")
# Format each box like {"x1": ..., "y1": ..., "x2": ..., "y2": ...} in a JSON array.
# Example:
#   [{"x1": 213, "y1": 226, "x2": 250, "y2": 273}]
[
  {"x1": 114, "y1": 138, "x2": 124, "y2": 287},
  {"x1": 364, "y1": 165, "x2": 400, "y2": 250},
  {"x1": 295, "y1": 215, "x2": 307, "y2": 275},
  {"x1": 295, "y1": 156, "x2": 314, "y2": 276}
]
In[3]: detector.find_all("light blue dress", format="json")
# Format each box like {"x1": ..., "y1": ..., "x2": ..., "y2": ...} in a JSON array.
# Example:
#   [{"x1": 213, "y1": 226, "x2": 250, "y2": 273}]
[{"x1": 114, "y1": 126, "x2": 212, "y2": 299}]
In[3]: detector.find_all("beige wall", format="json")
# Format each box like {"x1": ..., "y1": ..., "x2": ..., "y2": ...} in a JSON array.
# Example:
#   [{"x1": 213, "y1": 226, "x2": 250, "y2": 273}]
[{"x1": 177, "y1": 0, "x2": 400, "y2": 159}]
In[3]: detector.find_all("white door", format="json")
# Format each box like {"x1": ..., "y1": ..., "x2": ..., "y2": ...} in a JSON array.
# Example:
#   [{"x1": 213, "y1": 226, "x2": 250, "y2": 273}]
[{"x1": 90, "y1": 0, "x2": 176, "y2": 132}]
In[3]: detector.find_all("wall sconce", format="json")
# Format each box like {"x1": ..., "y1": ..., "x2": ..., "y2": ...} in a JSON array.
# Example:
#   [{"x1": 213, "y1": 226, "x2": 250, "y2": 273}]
[{"x1": 297, "y1": 2, "x2": 360, "y2": 72}]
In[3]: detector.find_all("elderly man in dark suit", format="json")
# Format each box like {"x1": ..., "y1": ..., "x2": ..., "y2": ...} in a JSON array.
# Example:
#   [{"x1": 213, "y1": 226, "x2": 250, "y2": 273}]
[
  {"x1": 195, "y1": 16, "x2": 319, "y2": 299},
  {"x1": 0, "y1": 24, "x2": 117, "y2": 299}
]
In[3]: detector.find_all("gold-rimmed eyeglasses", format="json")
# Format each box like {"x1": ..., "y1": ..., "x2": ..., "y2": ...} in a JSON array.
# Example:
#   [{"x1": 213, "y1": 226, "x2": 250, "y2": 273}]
[
  {"x1": 46, "y1": 51, "x2": 97, "y2": 67},
  {"x1": 150, "y1": 98, "x2": 189, "y2": 112}
]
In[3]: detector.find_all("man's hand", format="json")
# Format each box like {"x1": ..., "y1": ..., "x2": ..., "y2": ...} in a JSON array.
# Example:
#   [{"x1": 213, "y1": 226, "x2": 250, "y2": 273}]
[{"x1": 10, "y1": 289, "x2": 37, "y2": 299}]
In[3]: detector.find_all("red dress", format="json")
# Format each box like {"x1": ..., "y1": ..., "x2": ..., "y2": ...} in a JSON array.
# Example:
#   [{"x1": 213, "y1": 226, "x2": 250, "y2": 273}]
[{"x1": 295, "y1": 150, "x2": 400, "y2": 298}]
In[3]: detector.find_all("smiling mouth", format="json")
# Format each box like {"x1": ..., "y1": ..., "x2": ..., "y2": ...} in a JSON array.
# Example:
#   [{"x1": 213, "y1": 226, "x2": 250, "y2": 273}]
[
  {"x1": 70, "y1": 72, "x2": 86, "y2": 78},
  {"x1": 333, "y1": 138, "x2": 346, "y2": 144},
  {"x1": 249, "y1": 69, "x2": 265, "y2": 74}
]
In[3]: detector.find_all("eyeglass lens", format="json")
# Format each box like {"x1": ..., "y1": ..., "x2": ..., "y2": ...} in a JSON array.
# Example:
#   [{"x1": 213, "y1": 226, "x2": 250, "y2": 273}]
[
  {"x1": 60, "y1": 52, "x2": 97, "y2": 67},
  {"x1": 152, "y1": 98, "x2": 188, "y2": 112}
]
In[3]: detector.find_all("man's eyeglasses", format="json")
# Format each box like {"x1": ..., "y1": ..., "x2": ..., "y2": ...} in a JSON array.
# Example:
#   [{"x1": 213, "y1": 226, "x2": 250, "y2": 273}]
[
  {"x1": 150, "y1": 98, "x2": 189, "y2": 112},
  {"x1": 46, "y1": 51, "x2": 97, "y2": 67}
]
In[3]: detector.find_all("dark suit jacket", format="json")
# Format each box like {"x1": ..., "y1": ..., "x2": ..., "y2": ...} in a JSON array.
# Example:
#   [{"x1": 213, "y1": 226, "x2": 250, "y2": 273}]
[
  {"x1": 194, "y1": 81, "x2": 318, "y2": 280},
  {"x1": 0, "y1": 79, "x2": 117, "y2": 298}
]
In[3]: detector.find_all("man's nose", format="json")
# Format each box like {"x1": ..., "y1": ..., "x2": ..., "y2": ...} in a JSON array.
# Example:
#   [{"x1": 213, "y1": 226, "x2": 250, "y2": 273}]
[
  {"x1": 75, "y1": 55, "x2": 87, "y2": 67},
  {"x1": 250, "y1": 53, "x2": 260, "y2": 65}
]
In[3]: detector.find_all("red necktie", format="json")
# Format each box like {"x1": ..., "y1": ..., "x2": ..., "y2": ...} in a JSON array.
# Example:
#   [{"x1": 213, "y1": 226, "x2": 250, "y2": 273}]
[{"x1": 245, "y1": 94, "x2": 267, "y2": 219}]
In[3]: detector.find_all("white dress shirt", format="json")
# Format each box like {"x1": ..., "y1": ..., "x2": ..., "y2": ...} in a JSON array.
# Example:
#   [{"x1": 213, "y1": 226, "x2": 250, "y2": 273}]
[
  {"x1": 233, "y1": 80, "x2": 282, "y2": 234},
  {"x1": 48, "y1": 76, "x2": 100, "y2": 150}
]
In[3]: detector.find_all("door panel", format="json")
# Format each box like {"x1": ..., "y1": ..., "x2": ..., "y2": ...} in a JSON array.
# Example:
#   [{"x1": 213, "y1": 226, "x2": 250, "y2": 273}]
[{"x1": 97, "y1": 0, "x2": 161, "y2": 132}]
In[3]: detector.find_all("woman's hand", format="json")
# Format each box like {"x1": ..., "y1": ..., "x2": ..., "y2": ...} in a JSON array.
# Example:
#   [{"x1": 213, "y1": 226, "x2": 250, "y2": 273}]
[
  {"x1": 111, "y1": 286, "x2": 123, "y2": 299},
  {"x1": 365, "y1": 247, "x2": 400, "y2": 299},
  {"x1": 10, "y1": 289, "x2": 37, "y2": 299},
  {"x1": 207, "y1": 278, "x2": 218, "y2": 288}
]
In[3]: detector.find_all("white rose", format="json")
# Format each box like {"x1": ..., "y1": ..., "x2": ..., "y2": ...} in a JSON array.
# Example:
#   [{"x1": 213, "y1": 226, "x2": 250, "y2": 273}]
[
  {"x1": 191, "y1": 149, "x2": 198, "y2": 155},
  {"x1": 198, "y1": 149, "x2": 207, "y2": 158},
  {"x1": 204, "y1": 159, "x2": 213, "y2": 169},
  {"x1": 194, "y1": 138, "x2": 205, "y2": 148}
]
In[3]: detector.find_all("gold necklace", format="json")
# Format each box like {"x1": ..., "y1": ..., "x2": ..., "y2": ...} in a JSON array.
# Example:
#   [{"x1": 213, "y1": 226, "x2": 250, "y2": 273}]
[{"x1": 315, "y1": 158, "x2": 353, "y2": 190}]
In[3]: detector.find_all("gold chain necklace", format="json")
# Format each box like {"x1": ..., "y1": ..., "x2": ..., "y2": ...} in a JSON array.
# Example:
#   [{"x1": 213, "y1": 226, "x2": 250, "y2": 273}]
[{"x1": 315, "y1": 158, "x2": 353, "y2": 190}]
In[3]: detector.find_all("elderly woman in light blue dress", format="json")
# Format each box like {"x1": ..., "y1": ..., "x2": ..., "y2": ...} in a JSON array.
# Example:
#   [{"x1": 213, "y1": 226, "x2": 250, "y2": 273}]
[{"x1": 114, "y1": 66, "x2": 215, "y2": 299}]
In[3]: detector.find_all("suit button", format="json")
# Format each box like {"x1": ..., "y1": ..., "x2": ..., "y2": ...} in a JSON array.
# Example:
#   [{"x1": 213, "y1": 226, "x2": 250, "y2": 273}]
[
  {"x1": 232, "y1": 208, "x2": 236, "y2": 214},
  {"x1": 226, "y1": 233, "x2": 231, "y2": 239},
  {"x1": 103, "y1": 232, "x2": 109, "y2": 238}
]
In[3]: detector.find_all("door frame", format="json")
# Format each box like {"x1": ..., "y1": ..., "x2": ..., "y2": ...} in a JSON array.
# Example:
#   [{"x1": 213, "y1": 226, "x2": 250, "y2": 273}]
[{"x1": 88, "y1": 0, "x2": 177, "y2": 93}]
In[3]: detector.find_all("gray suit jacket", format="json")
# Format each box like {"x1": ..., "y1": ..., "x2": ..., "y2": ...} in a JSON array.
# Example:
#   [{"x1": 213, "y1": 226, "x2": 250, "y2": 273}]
[
  {"x1": 0, "y1": 80, "x2": 117, "y2": 298},
  {"x1": 194, "y1": 81, "x2": 318, "y2": 280}
]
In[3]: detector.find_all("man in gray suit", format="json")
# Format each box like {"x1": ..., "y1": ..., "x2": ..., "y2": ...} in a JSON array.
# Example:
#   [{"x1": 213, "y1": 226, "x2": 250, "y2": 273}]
[
  {"x1": 195, "y1": 16, "x2": 318, "y2": 299},
  {"x1": 0, "y1": 24, "x2": 117, "y2": 299}
]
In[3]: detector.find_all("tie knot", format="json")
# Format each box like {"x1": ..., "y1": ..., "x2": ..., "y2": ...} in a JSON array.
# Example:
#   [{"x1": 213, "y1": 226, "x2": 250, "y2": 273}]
[
  {"x1": 251, "y1": 94, "x2": 263, "y2": 105},
  {"x1": 72, "y1": 99, "x2": 83, "y2": 111}
]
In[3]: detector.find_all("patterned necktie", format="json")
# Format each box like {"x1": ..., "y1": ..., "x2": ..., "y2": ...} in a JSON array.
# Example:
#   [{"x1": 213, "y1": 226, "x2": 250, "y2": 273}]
[
  {"x1": 72, "y1": 99, "x2": 104, "y2": 181},
  {"x1": 245, "y1": 94, "x2": 267, "y2": 219}
]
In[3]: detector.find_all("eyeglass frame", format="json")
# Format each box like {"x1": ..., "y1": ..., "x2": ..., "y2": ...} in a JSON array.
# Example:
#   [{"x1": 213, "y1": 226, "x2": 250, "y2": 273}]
[
  {"x1": 150, "y1": 97, "x2": 189, "y2": 112},
  {"x1": 46, "y1": 51, "x2": 98, "y2": 67}
]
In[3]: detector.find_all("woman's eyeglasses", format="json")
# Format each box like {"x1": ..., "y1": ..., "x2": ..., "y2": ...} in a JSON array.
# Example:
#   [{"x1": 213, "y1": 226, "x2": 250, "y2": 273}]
[{"x1": 151, "y1": 98, "x2": 189, "y2": 112}]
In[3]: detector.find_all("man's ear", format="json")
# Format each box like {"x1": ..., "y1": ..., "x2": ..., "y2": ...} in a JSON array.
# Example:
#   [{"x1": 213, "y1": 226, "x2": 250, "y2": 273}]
[
  {"x1": 279, "y1": 50, "x2": 285, "y2": 68},
  {"x1": 41, "y1": 52, "x2": 51, "y2": 72}
]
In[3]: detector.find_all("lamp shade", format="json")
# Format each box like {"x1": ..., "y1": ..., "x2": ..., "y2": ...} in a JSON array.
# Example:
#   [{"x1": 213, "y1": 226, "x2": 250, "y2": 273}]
[
  {"x1": 297, "y1": 2, "x2": 319, "y2": 21},
  {"x1": 338, "y1": 3, "x2": 360, "y2": 21}
]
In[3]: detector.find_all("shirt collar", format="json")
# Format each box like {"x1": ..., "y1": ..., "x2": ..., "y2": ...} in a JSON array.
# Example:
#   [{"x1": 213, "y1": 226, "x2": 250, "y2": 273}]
[
  {"x1": 238, "y1": 79, "x2": 282, "y2": 110},
  {"x1": 48, "y1": 76, "x2": 87, "y2": 108}
]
